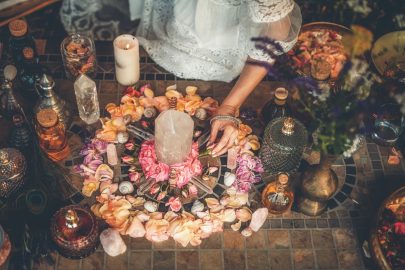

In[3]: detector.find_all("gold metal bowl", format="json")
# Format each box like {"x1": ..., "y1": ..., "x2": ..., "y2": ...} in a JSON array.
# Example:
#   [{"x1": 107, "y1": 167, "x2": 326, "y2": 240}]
[
  {"x1": 371, "y1": 31, "x2": 405, "y2": 76},
  {"x1": 292, "y1": 22, "x2": 353, "y2": 87},
  {"x1": 369, "y1": 186, "x2": 405, "y2": 270}
]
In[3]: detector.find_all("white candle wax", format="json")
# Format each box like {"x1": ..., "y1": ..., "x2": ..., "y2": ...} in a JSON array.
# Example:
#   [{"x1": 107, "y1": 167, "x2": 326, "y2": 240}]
[{"x1": 113, "y1": 34, "x2": 140, "y2": 86}]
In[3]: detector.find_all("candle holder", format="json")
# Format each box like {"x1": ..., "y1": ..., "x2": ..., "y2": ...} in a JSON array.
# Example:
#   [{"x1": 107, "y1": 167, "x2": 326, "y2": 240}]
[
  {"x1": 50, "y1": 205, "x2": 99, "y2": 259},
  {"x1": 113, "y1": 34, "x2": 140, "y2": 86},
  {"x1": 61, "y1": 34, "x2": 97, "y2": 80}
]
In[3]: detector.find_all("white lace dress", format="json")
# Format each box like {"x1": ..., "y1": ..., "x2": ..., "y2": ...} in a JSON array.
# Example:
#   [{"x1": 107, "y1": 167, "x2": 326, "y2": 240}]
[{"x1": 61, "y1": 0, "x2": 302, "y2": 82}]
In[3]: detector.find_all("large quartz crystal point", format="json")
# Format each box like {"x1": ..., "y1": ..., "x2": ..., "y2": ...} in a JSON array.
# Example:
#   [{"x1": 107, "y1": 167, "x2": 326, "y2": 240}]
[{"x1": 155, "y1": 110, "x2": 194, "y2": 165}]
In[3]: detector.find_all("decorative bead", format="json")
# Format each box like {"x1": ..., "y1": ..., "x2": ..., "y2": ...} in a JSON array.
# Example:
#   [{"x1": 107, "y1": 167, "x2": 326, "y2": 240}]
[{"x1": 118, "y1": 181, "x2": 134, "y2": 195}]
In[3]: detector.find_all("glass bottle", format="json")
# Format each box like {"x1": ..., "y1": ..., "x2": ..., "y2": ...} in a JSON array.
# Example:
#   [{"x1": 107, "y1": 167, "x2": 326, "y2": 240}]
[
  {"x1": 8, "y1": 19, "x2": 36, "y2": 67},
  {"x1": 61, "y1": 33, "x2": 97, "y2": 79},
  {"x1": 35, "y1": 108, "x2": 70, "y2": 161},
  {"x1": 35, "y1": 74, "x2": 72, "y2": 128},
  {"x1": 261, "y1": 87, "x2": 291, "y2": 125},
  {"x1": 0, "y1": 225, "x2": 11, "y2": 266},
  {"x1": 1, "y1": 65, "x2": 22, "y2": 119},
  {"x1": 50, "y1": 205, "x2": 99, "y2": 259},
  {"x1": 262, "y1": 173, "x2": 294, "y2": 214},
  {"x1": 259, "y1": 117, "x2": 307, "y2": 175},
  {"x1": 73, "y1": 74, "x2": 100, "y2": 124},
  {"x1": 19, "y1": 47, "x2": 47, "y2": 99},
  {"x1": 9, "y1": 114, "x2": 31, "y2": 152}
]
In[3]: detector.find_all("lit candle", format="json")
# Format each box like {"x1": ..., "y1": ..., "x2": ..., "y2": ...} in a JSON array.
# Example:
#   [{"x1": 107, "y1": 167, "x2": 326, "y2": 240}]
[{"x1": 113, "y1": 34, "x2": 140, "y2": 86}]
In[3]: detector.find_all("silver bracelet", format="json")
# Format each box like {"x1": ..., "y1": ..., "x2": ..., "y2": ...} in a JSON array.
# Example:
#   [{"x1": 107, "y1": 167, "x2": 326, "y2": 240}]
[{"x1": 210, "y1": 115, "x2": 242, "y2": 127}]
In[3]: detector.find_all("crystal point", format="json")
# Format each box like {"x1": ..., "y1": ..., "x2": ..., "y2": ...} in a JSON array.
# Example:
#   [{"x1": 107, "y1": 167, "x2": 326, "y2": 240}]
[
  {"x1": 154, "y1": 110, "x2": 194, "y2": 165},
  {"x1": 74, "y1": 74, "x2": 100, "y2": 125}
]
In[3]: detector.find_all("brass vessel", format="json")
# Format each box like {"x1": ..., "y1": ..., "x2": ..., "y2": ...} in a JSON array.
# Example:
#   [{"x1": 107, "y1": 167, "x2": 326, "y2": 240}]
[{"x1": 297, "y1": 152, "x2": 338, "y2": 216}]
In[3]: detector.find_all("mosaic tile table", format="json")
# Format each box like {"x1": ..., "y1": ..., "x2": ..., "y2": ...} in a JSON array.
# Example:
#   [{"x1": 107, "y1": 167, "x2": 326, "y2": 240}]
[{"x1": 1, "y1": 37, "x2": 404, "y2": 270}]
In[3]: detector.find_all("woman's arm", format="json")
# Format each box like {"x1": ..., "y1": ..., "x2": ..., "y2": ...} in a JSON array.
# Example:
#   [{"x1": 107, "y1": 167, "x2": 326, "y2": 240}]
[{"x1": 209, "y1": 59, "x2": 268, "y2": 157}]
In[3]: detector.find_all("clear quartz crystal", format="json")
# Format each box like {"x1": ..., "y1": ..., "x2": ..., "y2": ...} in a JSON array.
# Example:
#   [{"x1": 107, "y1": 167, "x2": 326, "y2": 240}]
[
  {"x1": 155, "y1": 110, "x2": 194, "y2": 165},
  {"x1": 73, "y1": 74, "x2": 100, "y2": 124}
]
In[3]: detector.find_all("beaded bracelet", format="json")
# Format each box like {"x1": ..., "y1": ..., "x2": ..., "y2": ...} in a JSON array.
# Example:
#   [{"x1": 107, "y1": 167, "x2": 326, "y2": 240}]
[{"x1": 210, "y1": 115, "x2": 242, "y2": 127}]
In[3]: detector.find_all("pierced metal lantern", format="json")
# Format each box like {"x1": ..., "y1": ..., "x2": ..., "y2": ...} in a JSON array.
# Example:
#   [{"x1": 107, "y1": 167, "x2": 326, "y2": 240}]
[
  {"x1": 0, "y1": 148, "x2": 26, "y2": 199},
  {"x1": 50, "y1": 205, "x2": 99, "y2": 259}
]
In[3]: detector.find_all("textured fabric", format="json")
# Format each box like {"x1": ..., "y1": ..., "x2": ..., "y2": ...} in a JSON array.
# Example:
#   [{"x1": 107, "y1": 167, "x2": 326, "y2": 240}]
[{"x1": 60, "y1": 0, "x2": 302, "y2": 82}]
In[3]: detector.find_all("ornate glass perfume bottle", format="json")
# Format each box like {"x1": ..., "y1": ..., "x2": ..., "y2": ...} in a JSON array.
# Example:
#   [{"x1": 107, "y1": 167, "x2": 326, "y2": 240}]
[
  {"x1": 35, "y1": 108, "x2": 70, "y2": 161},
  {"x1": 261, "y1": 87, "x2": 291, "y2": 125},
  {"x1": 262, "y1": 173, "x2": 294, "y2": 215},
  {"x1": 1, "y1": 65, "x2": 22, "y2": 119},
  {"x1": 9, "y1": 114, "x2": 31, "y2": 151},
  {"x1": 50, "y1": 205, "x2": 99, "y2": 259},
  {"x1": 73, "y1": 74, "x2": 100, "y2": 124},
  {"x1": 260, "y1": 117, "x2": 307, "y2": 175},
  {"x1": 35, "y1": 74, "x2": 71, "y2": 128}
]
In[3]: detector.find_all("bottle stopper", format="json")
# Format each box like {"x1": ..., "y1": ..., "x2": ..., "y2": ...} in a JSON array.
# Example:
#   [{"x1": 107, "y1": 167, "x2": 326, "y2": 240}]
[
  {"x1": 4, "y1": 65, "x2": 17, "y2": 81},
  {"x1": 22, "y1": 47, "x2": 34, "y2": 60},
  {"x1": 36, "y1": 108, "x2": 58, "y2": 128},
  {"x1": 281, "y1": 117, "x2": 295, "y2": 136},
  {"x1": 9, "y1": 19, "x2": 27, "y2": 37},
  {"x1": 277, "y1": 173, "x2": 289, "y2": 185},
  {"x1": 274, "y1": 88, "x2": 289, "y2": 105}
]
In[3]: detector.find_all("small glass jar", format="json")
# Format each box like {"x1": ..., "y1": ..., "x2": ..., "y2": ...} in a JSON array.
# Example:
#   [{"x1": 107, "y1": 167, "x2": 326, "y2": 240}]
[
  {"x1": 8, "y1": 19, "x2": 36, "y2": 67},
  {"x1": 0, "y1": 225, "x2": 11, "y2": 266},
  {"x1": 262, "y1": 173, "x2": 294, "y2": 215},
  {"x1": 60, "y1": 34, "x2": 97, "y2": 80},
  {"x1": 35, "y1": 108, "x2": 70, "y2": 161}
]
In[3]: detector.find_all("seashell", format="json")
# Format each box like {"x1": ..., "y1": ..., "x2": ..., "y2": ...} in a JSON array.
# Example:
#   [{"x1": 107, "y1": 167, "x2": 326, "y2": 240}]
[
  {"x1": 95, "y1": 164, "x2": 114, "y2": 182},
  {"x1": 107, "y1": 144, "x2": 118, "y2": 166},
  {"x1": 119, "y1": 181, "x2": 134, "y2": 194},
  {"x1": 185, "y1": 86, "x2": 198, "y2": 96},
  {"x1": 241, "y1": 227, "x2": 253, "y2": 237},
  {"x1": 165, "y1": 89, "x2": 182, "y2": 99},
  {"x1": 231, "y1": 220, "x2": 242, "y2": 231},
  {"x1": 191, "y1": 200, "x2": 205, "y2": 215},
  {"x1": 143, "y1": 88, "x2": 155, "y2": 98},
  {"x1": 236, "y1": 207, "x2": 252, "y2": 222},
  {"x1": 223, "y1": 209, "x2": 236, "y2": 223},
  {"x1": 117, "y1": 132, "x2": 129, "y2": 144},
  {"x1": 143, "y1": 107, "x2": 157, "y2": 118},
  {"x1": 144, "y1": 201, "x2": 158, "y2": 213},
  {"x1": 224, "y1": 172, "x2": 236, "y2": 187},
  {"x1": 195, "y1": 108, "x2": 207, "y2": 120}
]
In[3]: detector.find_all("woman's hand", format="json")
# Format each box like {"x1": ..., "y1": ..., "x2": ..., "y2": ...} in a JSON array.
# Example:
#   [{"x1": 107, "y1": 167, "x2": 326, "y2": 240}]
[{"x1": 208, "y1": 105, "x2": 239, "y2": 157}]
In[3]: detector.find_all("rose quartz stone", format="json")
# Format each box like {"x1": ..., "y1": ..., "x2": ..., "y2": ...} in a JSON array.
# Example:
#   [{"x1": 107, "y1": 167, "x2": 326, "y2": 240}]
[
  {"x1": 100, "y1": 228, "x2": 127, "y2": 257},
  {"x1": 249, "y1": 208, "x2": 268, "y2": 232}
]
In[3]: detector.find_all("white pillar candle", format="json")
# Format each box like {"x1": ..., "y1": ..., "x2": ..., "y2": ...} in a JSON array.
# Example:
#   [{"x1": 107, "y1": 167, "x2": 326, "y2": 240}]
[{"x1": 113, "y1": 34, "x2": 140, "y2": 86}]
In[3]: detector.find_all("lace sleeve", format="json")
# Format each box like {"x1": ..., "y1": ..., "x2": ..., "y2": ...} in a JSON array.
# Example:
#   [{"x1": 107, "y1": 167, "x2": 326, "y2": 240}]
[{"x1": 246, "y1": 1, "x2": 302, "y2": 62}]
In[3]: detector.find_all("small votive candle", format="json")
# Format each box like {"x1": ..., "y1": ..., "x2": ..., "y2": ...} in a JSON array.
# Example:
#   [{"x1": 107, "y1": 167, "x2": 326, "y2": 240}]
[{"x1": 113, "y1": 34, "x2": 140, "y2": 86}]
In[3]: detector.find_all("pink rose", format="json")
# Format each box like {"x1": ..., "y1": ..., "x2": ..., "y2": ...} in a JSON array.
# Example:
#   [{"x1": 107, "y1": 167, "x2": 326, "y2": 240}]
[
  {"x1": 188, "y1": 185, "x2": 198, "y2": 196},
  {"x1": 129, "y1": 172, "x2": 141, "y2": 183},
  {"x1": 394, "y1": 222, "x2": 405, "y2": 235},
  {"x1": 165, "y1": 197, "x2": 182, "y2": 212}
]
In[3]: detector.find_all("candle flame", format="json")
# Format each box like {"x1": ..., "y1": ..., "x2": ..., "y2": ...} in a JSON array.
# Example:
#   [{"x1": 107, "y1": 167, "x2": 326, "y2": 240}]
[{"x1": 124, "y1": 43, "x2": 130, "y2": 50}]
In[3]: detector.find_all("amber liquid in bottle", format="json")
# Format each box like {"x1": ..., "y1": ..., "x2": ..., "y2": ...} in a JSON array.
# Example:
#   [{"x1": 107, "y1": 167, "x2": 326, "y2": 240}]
[
  {"x1": 262, "y1": 173, "x2": 294, "y2": 215},
  {"x1": 261, "y1": 87, "x2": 291, "y2": 126},
  {"x1": 35, "y1": 108, "x2": 70, "y2": 161}
]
